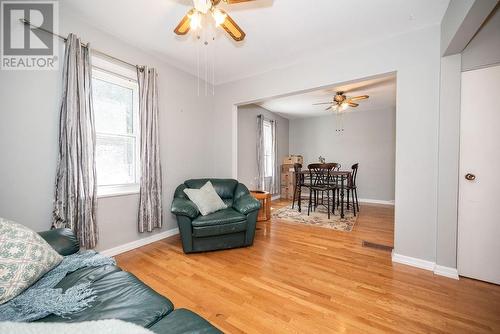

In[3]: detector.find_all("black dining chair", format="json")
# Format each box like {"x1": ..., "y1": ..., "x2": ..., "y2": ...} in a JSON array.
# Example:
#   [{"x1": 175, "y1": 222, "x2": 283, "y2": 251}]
[
  {"x1": 307, "y1": 163, "x2": 337, "y2": 219},
  {"x1": 345, "y1": 163, "x2": 359, "y2": 214},
  {"x1": 320, "y1": 162, "x2": 341, "y2": 209},
  {"x1": 325, "y1": 162, "x2": 341, "y2": 207},
  {"x1": 292, "y1": 163, "x2": 304, "y2": 211}
]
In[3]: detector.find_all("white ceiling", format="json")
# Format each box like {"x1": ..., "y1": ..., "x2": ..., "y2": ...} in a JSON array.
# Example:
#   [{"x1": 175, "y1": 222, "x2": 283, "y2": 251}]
[
  {"x1": 258, "y1": 74, "x2": 397, "y2": 119},
  {"x1": 64, "y1": 0, "x2": 449, "y2": 84}
]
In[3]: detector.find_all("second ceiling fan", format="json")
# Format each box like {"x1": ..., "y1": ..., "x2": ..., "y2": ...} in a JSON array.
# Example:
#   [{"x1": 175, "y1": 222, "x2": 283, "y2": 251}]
[
  {"x1": 174, "y1": 0, "x2": 254, "y2": 42},
  {"x1": 313, "y1": 91, "x2": 369, "y2": 112}
]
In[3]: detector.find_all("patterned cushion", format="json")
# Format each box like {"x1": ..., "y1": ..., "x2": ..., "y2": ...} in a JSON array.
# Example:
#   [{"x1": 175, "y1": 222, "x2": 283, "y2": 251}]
[{"x1": 0, "y1": 218, "x2": 63, "y2": 304}]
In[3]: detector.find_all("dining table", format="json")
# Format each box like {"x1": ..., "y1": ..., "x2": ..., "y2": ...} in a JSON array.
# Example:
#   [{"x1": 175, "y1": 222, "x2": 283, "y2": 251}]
[{"x1": 296, "y1": 170, "x2": 352, "y2": 218}]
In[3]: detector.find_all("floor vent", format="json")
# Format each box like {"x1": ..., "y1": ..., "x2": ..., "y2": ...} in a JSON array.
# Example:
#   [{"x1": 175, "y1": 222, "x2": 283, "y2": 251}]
[{"x1": 362, "y1": 241, "x2": 393, "y2": 252}]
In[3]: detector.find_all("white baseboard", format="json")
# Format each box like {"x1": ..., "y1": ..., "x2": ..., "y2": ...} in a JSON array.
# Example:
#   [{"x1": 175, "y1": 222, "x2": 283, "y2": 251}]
[
  {"x1": 434, "y1": 265, "x2": 459, "y2": 280},
  {"x1": 392, "y1": 252, "x2": 459, "y2": 280},
  {"x1": 100, "y1": 227, "x2": 179, "y2": 257},
  {"x1": 392, "y1": 252, "x2": 435, "y2": 271},
  {"x1": 359, "y1": 198, "x2": 395, "y2": 206},
  {"x1": 271, "y1": 194, "x2": 281, "y2": 201}
]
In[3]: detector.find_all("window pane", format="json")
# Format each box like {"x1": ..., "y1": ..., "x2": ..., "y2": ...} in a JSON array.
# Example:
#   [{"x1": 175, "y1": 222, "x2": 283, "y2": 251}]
[
  {"x1": 96, "y1": 135, "x2": 136, "y2": 186},
  {"x1": 265, "y1": 155, "x2": 272, "y2": 177},
  {"x1": 264, "y1": 123, "x2": 272, "y2": 156},
  {"x1": 93, "y1": 78, "x2": 134, "y2": 135}
]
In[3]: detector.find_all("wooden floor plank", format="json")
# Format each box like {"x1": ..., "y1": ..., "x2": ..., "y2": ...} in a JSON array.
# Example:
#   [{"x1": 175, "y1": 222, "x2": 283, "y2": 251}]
[{"x1": 116, "y1": 200, "x2": 500, "y2": 333}]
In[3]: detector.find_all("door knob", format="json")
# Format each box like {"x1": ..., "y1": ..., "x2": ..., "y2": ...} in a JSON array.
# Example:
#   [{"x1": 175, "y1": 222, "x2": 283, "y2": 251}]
[{"x1": 465, "y1": 173, "x2": 476, "y2": 181}]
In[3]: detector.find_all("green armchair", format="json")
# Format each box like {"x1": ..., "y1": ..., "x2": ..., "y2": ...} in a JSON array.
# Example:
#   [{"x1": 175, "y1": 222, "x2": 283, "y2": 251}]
[{"x1": 171, "y1": 178, "x2": 261, "y2": 253}]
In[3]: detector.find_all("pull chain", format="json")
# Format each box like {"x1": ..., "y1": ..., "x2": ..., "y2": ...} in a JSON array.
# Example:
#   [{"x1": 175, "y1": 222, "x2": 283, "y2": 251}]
[
  {"x1": 335, "y1": 112, "x2": 345, "y2": 133},
  {"x1": 212, "y1": 36, "x2": 215, "y2": 96},
  {"x1": 193, "y1": 15, "x2": 218, "y2": 97},
  {"x1": 205, "y1": 38, "x2": 208, "y2": 96},
  {"x1": 196, "y1": 35, "x2": 200, "y2": 96}
]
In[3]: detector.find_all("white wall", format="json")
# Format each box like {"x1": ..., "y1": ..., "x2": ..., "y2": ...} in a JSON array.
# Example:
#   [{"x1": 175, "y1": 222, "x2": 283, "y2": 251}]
[
  {"x1": 440, "y1": 0, "x2": 498, "y2": 56},
  {"x1": 461, "y1": 5, "x2": 500, "y2": 71},
  {"x1": 441, "y1": 0, "x2": 475, "y2": 55},
  {"x1": 213, "y1": 25, "x2": 441, "y2": 262},
  {"x1": 290, "y1": 108, "x2": 396, "y2": 202},
  {"x1": 0, "y1": 3, "x2": 214, "y2": 251},
  {"x1": 237, "y1": 105, "x2": 289, "y2": 191},
  {"x1": 436, "y1": 55, "x2": 462, "y2": 268}
]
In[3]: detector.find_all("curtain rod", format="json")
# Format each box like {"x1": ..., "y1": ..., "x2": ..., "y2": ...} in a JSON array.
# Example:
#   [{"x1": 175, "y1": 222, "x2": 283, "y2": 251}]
[{"x1": 20, "y1": 19, "x2": 143, "y2": 70}]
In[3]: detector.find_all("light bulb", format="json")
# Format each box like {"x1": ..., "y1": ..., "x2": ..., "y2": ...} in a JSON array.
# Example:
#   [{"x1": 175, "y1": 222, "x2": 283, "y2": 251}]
[
  {"x1": 193, "y1": 0, "x2": 211, "y2": 14},
  {"x1": 189, "y1": 11, "x2": 202, "y2": 30},
  {"x1": 212, "y1": 8, "x2": 227, "y2": 26},
  {"x1": 341, "y1": 103, "x2": 348, "y2": 111}
]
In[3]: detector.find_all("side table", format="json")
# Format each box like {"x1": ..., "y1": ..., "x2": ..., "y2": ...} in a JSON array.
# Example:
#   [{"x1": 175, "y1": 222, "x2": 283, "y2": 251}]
[{"x1": 250, "y1": 190, "x2": 271, "y2": 221}]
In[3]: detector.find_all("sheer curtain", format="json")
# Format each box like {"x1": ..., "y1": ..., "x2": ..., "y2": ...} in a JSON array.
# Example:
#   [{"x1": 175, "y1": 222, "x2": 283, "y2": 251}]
[
  {"x1": 256, "y1": 115, "x2": 278, "y2": 194},
  {"x1": 270, "y1": 119, "x2": 278, "y2": 194},
  {"x1": 137, "y1": 66, "x2": 163, "y2": 233},
  {"x1": 256, "y1": 115, "x2": 265, "y2": 191},
  {"x1": 53, "y1": 34, "x2": 98, "y2": 248}
]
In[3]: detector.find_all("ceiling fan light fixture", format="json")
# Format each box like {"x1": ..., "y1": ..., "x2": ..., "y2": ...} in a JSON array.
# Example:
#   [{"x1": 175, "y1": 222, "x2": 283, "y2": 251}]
[
  {"x1": 189, "y1": 11, "x2": 202, "y2": 30},
  {"x1": 174, "y1": 0, "x2": 248, "y2": 41},
  {"x1": 315, "y1": 91, "x2": 369, "y2": 112},
  {"x1": 212, "y1": 8, "x2": 227, "y2": 26},
  {"x1": 193, "y1": 0, "x2": 211, "y2": 14}
]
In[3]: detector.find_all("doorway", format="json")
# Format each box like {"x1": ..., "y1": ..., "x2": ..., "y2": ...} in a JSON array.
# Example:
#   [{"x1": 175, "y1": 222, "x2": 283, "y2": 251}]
[
  {"x1": 458, "y1": 65, "x2": 500, "y2": 285},
  {"x1": 235, "y1": 73, "x2": 397, "y2": 248}
]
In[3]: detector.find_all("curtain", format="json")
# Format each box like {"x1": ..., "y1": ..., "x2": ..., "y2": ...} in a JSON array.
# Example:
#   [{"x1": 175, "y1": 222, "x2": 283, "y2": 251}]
[
  {"x1": 137, "y1": 66, "x2": 163, "y2": 233},
  {"x1": 270, "y1": 119, "x2": 278, "y2": 195},
  {"x1": 256, "y1": 115, "x2": 265, "y2": 191},
  {"x1": 53, "y1": 34, "x2": 98, "y2": 249},
  {"x1": 256, "y1": 115, "x2": 278, "y2": 194}
]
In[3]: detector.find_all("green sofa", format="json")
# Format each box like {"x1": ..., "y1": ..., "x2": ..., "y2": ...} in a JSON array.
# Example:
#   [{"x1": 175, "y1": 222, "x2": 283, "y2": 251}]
[
  {"x1": 171, "y1": 179, "x2": 261, "y2": 253},
  {"x1": 36, "y1": 228, "x2": 221, "y2": 334}
]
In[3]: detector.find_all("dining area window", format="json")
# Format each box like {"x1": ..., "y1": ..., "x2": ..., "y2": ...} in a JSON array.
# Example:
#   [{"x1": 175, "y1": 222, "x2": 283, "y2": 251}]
[{"x1": 263, "y1": 120, "x2": 274, "y2": 178}]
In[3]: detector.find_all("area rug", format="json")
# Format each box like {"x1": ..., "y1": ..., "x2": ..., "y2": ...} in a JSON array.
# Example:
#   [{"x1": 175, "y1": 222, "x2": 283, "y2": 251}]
[{"x1": 272, "y1": 200, "x2": 357, "y2": 232}]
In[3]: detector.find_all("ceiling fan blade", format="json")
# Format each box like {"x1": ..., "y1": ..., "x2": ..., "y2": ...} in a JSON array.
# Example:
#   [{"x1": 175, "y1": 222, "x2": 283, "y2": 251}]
[
  {"x1": 349, "y1": 95, "x2": 369, "y2": 101},
  {"x1": 219, "y1": 10, "x2": 246, "y2": 41},
  {"x1": 325, "y1": 106, "x2": 333, "y2": 111},
  {"x1": 348, "y1": 102, "x2": 359, "y2": 107},
  {"x1": 174, "y1": 9, "x2": 194, "y2": 35},
  {"x1": 313, "y1": 102, "x2": 333, "y2": 105},
  {"x1": 224, "y1": 0, "x2": 256, "y2": 4}
]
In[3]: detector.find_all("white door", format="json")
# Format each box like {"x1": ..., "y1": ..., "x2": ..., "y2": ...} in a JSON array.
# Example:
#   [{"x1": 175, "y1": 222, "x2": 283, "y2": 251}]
[{"x1": 458, "y1": 65, "x2": 500, "y2": 284}]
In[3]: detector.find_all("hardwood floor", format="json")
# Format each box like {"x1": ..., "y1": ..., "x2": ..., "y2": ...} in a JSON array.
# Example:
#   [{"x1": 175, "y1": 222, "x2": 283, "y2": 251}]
[{"x1": 116, "y1": 200, "x2": 500, "y2": 333}]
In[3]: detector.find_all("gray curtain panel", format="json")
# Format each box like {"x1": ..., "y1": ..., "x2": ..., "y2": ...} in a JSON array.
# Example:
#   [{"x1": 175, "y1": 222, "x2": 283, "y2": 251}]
[
  {"x1": 256, "y1": 114, "x2": 265, "y2": 191},
  {"x1": 137, "y1": 67, "x2": 163, "y2": 233},
  {"x1": 53, "y1": 34, "x2": 98, "y2": 249},
  {"x1": 270, "y1": 119, "x2": 278, "y2": 195}
]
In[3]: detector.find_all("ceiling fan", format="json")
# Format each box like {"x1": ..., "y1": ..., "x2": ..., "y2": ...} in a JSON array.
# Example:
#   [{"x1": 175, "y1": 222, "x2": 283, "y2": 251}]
[
  {"x1": 313, "y1": 91, "x2": 369, "y2": 112},
  {"x1": 174, "y1": 0, "x2": 253, "y2": 42}
]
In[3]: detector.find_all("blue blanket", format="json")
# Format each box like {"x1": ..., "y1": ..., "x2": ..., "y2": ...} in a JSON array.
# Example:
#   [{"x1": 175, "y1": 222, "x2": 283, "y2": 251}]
[{"x1": 0, "y1": 250, "x2": 115, "y2": 322}]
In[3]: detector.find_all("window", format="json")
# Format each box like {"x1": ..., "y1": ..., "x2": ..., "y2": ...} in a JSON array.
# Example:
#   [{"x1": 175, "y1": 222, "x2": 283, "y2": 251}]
[
  {"x1": 92, "y1": 57, "x2": 140, "y2": 197},
  {"x1": 263, "y1": 119, "x2": 273, "y2": 178}
]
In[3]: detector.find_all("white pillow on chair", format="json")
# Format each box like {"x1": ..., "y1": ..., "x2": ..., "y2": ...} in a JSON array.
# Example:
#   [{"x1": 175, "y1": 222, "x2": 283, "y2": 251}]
[{"x1": 183, "y1": 181, "x2": 227, "y2": 216}]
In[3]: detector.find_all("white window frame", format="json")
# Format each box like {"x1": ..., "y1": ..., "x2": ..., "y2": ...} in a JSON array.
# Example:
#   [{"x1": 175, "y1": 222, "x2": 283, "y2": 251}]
[
  {"x1": 91, "y1": 56, "x2": 140, "y2": 198},
  {"x1": 263, "y1": 119, "x2": 273, "y2": 178}
]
